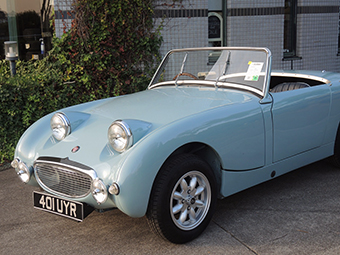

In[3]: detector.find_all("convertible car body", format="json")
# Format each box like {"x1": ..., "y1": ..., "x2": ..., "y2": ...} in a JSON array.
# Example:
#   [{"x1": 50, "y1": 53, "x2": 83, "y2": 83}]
[{"x1": 12, "y1": 47, "x2": 340, "y2": 243}]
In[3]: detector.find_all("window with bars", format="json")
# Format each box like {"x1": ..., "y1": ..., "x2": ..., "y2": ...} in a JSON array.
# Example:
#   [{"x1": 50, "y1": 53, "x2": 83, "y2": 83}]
[{"x1": 284, "y1": 0, "x2": 297, "y2": 58}]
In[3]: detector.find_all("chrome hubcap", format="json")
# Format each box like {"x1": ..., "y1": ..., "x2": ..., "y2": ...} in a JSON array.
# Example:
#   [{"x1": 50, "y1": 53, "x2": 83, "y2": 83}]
[{"x1": 170, "y1": 170, "x2": 211, "y2": 230}]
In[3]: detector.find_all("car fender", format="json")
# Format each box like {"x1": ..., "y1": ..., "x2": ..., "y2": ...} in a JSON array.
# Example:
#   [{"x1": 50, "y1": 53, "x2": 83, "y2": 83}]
[{"x1": 112, "y1": 101, "x2": 265, "y2": 217}]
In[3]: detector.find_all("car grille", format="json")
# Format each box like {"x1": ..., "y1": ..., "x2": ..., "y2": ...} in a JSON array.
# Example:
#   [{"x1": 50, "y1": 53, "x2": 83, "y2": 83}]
[{"x1": 34, "y1": 157, "x2": 95, "y2": 198}]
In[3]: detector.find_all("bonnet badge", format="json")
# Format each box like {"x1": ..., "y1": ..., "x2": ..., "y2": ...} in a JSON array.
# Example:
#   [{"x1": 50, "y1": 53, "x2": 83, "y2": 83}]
[{"x1": 71, "y1": 146, "x2": 80, "y2": 153}]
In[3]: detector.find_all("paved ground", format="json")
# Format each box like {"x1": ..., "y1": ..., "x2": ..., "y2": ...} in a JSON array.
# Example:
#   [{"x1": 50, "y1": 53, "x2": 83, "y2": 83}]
[{"x1": 1, "y1": 159, "x2": 340, "y2": 255}]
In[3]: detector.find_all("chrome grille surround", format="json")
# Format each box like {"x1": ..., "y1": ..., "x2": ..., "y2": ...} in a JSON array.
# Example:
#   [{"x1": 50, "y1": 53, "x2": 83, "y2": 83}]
[{"x1": 34, "y1": 157, "x2": 97, "y2": 198}]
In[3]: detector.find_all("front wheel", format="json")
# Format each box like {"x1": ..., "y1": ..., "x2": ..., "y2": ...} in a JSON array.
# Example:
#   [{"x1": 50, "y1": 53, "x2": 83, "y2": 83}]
[{"x1": 146, "y1": 154, "x2": 217, "y2": 243}]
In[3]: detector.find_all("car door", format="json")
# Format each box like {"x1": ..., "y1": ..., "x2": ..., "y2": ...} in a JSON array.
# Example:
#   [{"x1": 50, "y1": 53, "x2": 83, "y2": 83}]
[{"x1": 270, "y1": 85, "x2": 331, "y2": 162}]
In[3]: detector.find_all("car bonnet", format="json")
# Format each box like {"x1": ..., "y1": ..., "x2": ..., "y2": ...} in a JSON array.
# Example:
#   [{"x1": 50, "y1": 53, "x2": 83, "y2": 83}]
[{"x1": 85, "y1": 86, "x2": 257, "y2": 128}]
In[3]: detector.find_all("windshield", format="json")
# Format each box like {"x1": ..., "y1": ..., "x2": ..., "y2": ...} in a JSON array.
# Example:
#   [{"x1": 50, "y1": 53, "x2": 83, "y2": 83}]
[{"x1": 149, "y1": 47, "x2": 271, "y2": 97}]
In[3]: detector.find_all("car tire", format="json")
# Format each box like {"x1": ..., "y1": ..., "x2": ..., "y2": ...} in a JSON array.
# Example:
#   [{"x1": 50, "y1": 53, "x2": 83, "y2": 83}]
[
  {"x1": 330, "y1": 126, "x2": 340, "y2": 168},
  {"x1": 146, "y1": 153, "x2": 217, "y2": 244}
]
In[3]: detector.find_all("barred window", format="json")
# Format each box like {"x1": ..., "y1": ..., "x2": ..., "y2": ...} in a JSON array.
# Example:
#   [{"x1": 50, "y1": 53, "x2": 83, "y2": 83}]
[{"x1": 284, "y1": 0, "x2": 297, "y2": 58}]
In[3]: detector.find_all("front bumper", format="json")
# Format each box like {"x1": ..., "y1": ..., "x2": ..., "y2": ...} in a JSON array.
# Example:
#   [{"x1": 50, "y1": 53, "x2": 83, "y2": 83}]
[{"x1": 12, "y1": 156, "x2": 118, "y2": 209}]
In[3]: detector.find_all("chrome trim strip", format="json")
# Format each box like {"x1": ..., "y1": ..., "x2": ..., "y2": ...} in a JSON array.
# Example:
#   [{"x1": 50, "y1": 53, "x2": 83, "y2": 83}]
[
  {"x1": 149, "y1": 80, "x2": 263, "y2": 96},
  {"x1": 34, "y1": 157, "x2": 97, "y2": 178},
  {"x1": 271, "y1": 72, "x2": 331, "y2": 84},
  {"x1": 164, "y1": 46, "x2": 270, "y2": 53},
  {"x1": 148, "y1": 80, "x2": 215, "y2": 89}
]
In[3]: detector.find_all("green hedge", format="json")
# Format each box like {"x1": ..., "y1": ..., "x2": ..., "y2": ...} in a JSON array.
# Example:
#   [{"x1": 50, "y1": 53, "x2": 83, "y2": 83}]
[
  {"x1": 0, "y1": 0, "x2": 161, "y2": 163},
  {"x1": 0, "y1": 59, "x2": 86, "y2": 162}
]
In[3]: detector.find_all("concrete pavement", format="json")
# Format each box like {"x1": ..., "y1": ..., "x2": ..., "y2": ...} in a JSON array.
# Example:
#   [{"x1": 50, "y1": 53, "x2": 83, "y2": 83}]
[{"x1": 1, "y1": 159, "x2": 339, "y2": 254}]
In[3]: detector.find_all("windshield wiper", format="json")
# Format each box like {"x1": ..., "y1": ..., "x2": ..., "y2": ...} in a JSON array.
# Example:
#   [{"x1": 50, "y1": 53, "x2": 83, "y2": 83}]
[
  {"x1": 214, "y1": 51, "x2": 231, "y2": 88},
  {"x1": 175, "y1": 53, "x2": 188, "y2": 87}
]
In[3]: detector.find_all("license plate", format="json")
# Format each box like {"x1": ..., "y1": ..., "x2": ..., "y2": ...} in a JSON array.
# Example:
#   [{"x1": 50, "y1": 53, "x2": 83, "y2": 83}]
[{"x1": 33, "y1": 191, "x2": 94, "y2": 222}]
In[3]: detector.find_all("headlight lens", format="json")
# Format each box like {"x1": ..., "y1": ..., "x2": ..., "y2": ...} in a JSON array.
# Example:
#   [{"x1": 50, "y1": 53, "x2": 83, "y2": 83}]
[
  {"x1": 108, "y1": 120, "x2": 133, "y2": 152},
  {"x1": 11, "y1": 158, "x2": 32, "y2": 183},
  {"x1": 91, "y1": 178, "x2": 108, "y2": 204},
  {"x1": 50, "y1": 112, "x2": 71, "y2": 140}
]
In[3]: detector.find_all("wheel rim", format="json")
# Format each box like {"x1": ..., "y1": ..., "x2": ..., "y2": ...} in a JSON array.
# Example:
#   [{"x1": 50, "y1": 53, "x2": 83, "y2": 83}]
[{"x1": 170, "y1": 170, "x2": 211, "y2": 231}]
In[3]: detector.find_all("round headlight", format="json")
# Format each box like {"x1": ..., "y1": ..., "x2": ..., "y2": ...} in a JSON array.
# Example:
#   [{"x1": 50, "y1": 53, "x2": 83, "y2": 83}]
[
  {"x1": 51, "y1": 112, "x2": 71, "y2": 140},
  {"x1": 108, "y1": 120, "x2": 133, "y2": 153},
  {"x1": 91, "y1": 178, "x2": 108, "y2": 204}
]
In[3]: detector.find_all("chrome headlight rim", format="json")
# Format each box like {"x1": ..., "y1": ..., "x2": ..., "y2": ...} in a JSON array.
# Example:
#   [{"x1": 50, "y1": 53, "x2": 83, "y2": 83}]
[
  {"x1": 107, "y1": 120, "x2": 133, "y2": 153},
  {"x1": 50, "y1": 112, "x2": 71, "y2": 141},
  {"x1": 91, "y1": 178, "x2": 108, "y2": 204}
]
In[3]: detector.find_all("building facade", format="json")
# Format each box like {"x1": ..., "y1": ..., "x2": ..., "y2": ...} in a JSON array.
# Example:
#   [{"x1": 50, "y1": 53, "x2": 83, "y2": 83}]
[
  {"x1": 153, "y1": 0, "x2": 209, "y2": 57},
  {"x1": 1, "y1": 0, "x2": 340, "y2": 72},
  {"x1": 222, "y1": 0, "x2": 340, "y2": 71},
  {"x1": 154, "y1": 0, "x2": 340, "y2": 71},
  {"x1": 0, "y1": 0, "x2": 53, "y2": 60}
]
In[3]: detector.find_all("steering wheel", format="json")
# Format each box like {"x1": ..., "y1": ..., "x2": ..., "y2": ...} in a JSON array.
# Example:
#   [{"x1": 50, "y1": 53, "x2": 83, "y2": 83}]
[{"x1": 173, "y1": 72, "x2": 198, "y2": 80}]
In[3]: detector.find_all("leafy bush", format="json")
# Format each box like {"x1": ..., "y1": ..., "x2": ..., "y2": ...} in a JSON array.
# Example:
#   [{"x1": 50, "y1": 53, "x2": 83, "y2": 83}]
[
  {"x1": 0, "y1": 59, "x2": 63, "y2": 162},
  {"x1": 51, "y1": 0, "x2": 162, "y2": 97},
  {"x1": 0, "y1": 0, "x2": 161, "y2": 163}
]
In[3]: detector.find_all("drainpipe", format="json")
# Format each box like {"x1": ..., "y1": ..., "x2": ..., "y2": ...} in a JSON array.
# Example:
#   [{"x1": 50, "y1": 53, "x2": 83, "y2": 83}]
[{"x1": 222, "y1": 0, "x2": 227, "y2": 46}]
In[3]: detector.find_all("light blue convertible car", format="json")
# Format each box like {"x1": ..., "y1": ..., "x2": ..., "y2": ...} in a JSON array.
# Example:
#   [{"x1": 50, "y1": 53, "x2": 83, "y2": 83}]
[{"x1": 12, "y1": 47, "x2": 340, "y2": 243}]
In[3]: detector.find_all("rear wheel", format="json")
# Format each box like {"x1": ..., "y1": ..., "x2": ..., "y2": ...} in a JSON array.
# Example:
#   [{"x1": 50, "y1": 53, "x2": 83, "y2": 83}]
[{"x1": 146, "y1": 154, "x2": 217, "y2": 243}]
